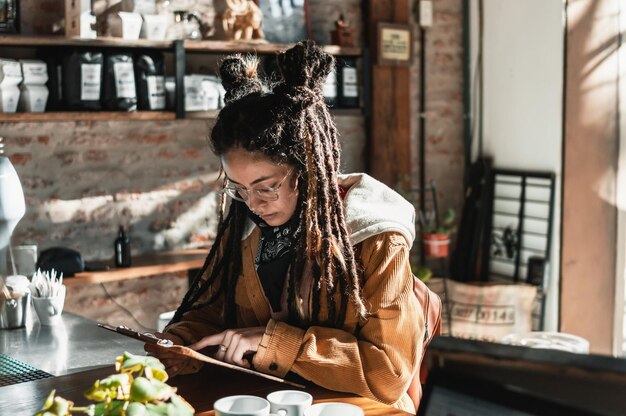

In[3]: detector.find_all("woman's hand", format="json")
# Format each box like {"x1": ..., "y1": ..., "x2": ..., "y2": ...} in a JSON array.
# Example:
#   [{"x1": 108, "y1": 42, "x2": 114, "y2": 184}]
[
  {"x1": 144, "y1": 332, "x2": 195, "y2": 376},
  {"x1": 189, "y1": 327, "x2": 266, "y2": 367}
]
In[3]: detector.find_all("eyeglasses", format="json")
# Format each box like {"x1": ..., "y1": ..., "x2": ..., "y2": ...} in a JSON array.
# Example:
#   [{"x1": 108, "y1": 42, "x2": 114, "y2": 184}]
[{"x1": 222, "y1": 170, "x2": 293, "y2": 202}]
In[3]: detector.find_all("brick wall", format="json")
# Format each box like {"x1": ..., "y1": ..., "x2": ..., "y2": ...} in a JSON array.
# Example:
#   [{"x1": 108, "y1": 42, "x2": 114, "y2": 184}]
[
  {"x1": 411, "y1": 0, "x2": 465, "y2": 224},
  {"x1": 64, "y1": 272, "x2": 188, "y2": 331}
]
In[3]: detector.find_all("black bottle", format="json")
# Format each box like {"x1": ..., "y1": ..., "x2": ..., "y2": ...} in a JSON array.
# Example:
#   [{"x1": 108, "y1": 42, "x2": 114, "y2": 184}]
[{"x1": 114, "y1": 226, "x2": 132, "y2": 267}]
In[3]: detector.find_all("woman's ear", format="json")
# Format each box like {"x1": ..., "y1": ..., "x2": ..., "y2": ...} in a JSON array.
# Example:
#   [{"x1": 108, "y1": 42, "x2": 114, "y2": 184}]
[{"x1": 290, "y1": 173, "x2": 299, "y2": 194}]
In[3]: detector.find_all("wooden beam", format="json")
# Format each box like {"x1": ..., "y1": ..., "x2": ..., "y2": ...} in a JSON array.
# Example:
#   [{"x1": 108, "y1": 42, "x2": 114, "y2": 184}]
[
  {"x1": 562, "y1": 0, "x2": 619, "y2": 354},
  {"x1": 367, "y1": 0, "x2": 412, "y2": 187}
]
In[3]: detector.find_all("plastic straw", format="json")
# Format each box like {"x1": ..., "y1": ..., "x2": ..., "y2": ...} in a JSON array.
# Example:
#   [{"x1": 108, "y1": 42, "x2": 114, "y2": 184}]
[
  {"x1": 8, "y1": 244, "x2": 16, "y2": 276},
  {"x1": 30, "y1": 268, "x2": 64, "y2": 298}
]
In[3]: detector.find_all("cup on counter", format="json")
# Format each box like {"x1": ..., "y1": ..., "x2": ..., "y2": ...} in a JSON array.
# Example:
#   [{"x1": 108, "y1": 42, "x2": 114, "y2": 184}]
[
  {"x1": 11, "y1": 244, "x2": 37, "y2": 279},
  {"x1": 267, "y1": 390, "x2": 313, "y2": 416},
  {"x1": 32, "y1": 285, "x2": 66, "y2": 326},
  {"x1": 304, "y1": 402, "x2": 364, "y2": 416},
  {"x1": 214, "y1": 395, "x2": 272, "y2": 416},
  {"x1": 0, "y1": 290, "x2": 30, "y2": 329}
]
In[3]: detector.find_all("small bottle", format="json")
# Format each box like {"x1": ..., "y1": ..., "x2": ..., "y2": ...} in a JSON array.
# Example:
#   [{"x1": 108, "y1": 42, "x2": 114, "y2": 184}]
[{"x1": 114, "y1": 226, "x2": 132, "y2": 267}]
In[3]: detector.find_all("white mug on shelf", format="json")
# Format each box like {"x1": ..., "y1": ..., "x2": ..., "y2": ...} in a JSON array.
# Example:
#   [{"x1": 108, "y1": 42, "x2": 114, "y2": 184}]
[{"x1": 266, "y1": 390, "x2": 313, "y2": 416}]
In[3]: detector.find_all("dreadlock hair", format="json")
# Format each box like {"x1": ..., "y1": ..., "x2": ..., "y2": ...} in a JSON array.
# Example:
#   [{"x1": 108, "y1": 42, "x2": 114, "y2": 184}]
[{"x1": 171, "y1": 40, "x2": 368, "y2": 329}]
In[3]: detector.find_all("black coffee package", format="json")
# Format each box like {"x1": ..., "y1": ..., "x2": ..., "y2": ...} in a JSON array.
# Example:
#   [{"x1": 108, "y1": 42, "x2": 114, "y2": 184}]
[
  {"x1": 42, "y1": 52, "x2": 63, "y2": 111},
  {"x1": 337, "y1": 57, "x2": 359, "y2": 108},
  {"x1": 134, "y1": 53, "x2": 166, "y2": 110},
  {"x1": 63, "y1": 51, "x2": 103, "y2": 110},
  {"x1": 103, "y1": 52, "x2": 137, "y2": 111}
]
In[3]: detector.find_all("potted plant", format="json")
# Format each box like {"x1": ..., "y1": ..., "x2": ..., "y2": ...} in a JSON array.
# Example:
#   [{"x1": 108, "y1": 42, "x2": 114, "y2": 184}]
[
  {"x1": 36, "y1": 352, "x2": 194, "y2": 416},
  {"x1": 419, "y1": 208, "x2": 455, "y2": 258}
]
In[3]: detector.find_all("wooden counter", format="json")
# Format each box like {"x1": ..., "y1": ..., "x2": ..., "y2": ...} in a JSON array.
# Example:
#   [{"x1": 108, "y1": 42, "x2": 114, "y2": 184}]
[
  {"x1": 0, "y1": 356, "x2": 412, "y2": 415},
  {"x1": 0, "y1": 304, "x2": 412, "y2": 415}
]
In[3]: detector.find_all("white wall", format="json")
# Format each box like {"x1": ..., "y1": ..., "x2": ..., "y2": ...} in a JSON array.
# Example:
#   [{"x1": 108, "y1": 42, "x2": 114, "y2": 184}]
[{"x1": 470, "y1": 0, "x2": 564, "y2": 331}]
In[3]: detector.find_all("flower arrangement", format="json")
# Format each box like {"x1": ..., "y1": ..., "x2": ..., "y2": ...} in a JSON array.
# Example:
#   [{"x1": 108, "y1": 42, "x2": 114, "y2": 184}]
[{"x1": 36, "y1": 352, "x2": 194, "y2": 416}]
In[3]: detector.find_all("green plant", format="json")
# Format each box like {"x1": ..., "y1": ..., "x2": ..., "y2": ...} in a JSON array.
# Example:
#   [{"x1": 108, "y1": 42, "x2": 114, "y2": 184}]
[
  {"x1": 412, "y1": 266, "x2": 433, "y2": 283},
  {"x1": 36, "y1": 352, "x2": 194, "y2": 416},
  {"x1": 419, "y1": 207, "x2": 456, "y2": 235}
]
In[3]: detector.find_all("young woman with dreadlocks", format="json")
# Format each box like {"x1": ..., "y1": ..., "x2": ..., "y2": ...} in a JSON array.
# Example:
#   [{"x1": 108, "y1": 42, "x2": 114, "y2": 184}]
[{"x1": 145, "y1": 40, "x2": 424, "y2": 412}]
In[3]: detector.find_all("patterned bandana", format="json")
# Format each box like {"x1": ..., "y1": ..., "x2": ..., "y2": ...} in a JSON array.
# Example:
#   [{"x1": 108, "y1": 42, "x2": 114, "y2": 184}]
[{"x1": 250, "y1": 211, "x2": 299, "y2": 312}]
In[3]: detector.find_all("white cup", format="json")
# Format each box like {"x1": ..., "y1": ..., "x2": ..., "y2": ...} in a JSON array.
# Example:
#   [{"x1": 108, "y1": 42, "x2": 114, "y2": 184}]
[
  {"x1": 267, "y1": 390, "x2": 313, "y2": 416},
  {"x1": 11, "y1": 244, "x2": 37, "y2": 278},
  {"x1": 32, "y1": 285, "x2": 66, "y2": 326},
  {"x1": 304, "y1": 402, "x2": 364, "y2": 416},
  {"x1": 214, "y1": 395, "x2": 272, "y2": 416}
]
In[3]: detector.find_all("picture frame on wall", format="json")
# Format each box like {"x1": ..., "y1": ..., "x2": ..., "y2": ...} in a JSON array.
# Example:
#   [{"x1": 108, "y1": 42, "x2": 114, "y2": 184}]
[
  {"x1": 377, "y1": 23, "x2": 413, "y2": 66},
  {"x1": 257, "y1": 0, "x2": 310, "y2": 44}
]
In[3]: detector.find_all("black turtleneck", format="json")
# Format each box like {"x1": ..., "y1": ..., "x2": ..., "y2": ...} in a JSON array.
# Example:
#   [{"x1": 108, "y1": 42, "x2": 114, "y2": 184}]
[{"x1": 249, "y1": 211, "x2": 299, "y2": 312}]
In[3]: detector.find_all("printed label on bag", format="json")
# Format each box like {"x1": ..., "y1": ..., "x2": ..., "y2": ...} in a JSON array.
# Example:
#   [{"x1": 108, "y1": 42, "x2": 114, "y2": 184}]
[
  {"x1": 146, "y1": 75, "x2": 166, "y2": 109},
  {"x1": 342, "y1": 67, "x2": 357, "y2": 83},
  {"x1": 450, "y1": 302, "x2": 516, "y2": 325},
  {"x1": 81, "y1": 63, "x2": 101, "y2": 101},
  {"x1": 343, "y1": 84, "x2": 358, "y2": 98},
  {"x1": 113, "y1": 62, "x2": 136, "y2": 99}
]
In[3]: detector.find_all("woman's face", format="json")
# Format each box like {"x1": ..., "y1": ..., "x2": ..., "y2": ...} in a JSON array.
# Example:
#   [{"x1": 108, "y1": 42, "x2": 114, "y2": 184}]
[{"x1": 221, "y1": 148, "x2": 299, "y2": 227}]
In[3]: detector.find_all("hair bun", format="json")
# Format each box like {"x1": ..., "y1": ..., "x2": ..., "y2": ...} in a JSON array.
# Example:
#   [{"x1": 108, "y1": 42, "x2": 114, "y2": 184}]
[
  {"x1": 277, "y1": 40, "x2": 335, "y2": 92},
  {"x1": 219, "y1": 54, "x2": 264, "y2": 104}
]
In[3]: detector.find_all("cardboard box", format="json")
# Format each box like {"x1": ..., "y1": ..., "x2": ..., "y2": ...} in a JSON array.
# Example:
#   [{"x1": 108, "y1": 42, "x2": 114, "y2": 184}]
[
  {"x1": 0, "y1": 85, "x2": 20, "y2": 112},
  {"x1": 140, "y1": 14, "x2": 167, "y2": 41},
  {"x1": 19, "y1": 84, "x2": 49, "y2": 113},
  {"x1": 121, "y1": 0, "x2": 156, "y2": 15},
  {"x1": 0, "y1": 59, "x2": 22, "y2": 87},
  {"x1": 107, "y1": 12, "x2": 143, "y2": 40},
  {"x1": 20, "y1": 60, "x2": 48, "y2": 85}
]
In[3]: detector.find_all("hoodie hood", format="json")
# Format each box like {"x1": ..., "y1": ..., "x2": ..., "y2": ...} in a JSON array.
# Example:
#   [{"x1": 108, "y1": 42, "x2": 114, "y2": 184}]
[
  {"x1": 339, "y1": 173, "x2": 416, "y2": 249},
  {"x1": 242, "y1": 173, "x2": 416, "y2": 248}
]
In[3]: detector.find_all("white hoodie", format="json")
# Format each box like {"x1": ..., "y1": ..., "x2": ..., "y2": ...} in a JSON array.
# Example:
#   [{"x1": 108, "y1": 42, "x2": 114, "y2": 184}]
[{"x1": 339, "y1": 173, "x2": 416, "y2": 249}]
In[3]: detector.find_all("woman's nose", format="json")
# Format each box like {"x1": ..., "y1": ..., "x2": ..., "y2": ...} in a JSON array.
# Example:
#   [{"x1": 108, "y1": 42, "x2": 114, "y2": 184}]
[{"x1": 246, "y1": 193, "x2": 265, "y2": 212}]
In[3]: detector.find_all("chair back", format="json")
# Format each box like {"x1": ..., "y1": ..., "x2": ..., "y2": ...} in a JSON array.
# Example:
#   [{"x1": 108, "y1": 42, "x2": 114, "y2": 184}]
[{"x1": 406, "y1": 275, "x2": 442, "y2": 410}]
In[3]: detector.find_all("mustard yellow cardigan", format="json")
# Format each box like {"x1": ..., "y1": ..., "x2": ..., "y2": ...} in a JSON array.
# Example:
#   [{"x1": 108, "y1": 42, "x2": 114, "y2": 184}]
[{"x1": 165, "y1": 227, "x2": 423, "y2": 412}]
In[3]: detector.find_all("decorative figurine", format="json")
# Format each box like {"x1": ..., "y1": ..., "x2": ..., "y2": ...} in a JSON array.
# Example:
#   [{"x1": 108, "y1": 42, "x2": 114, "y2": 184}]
[
  {"x1": 222, "y1": 0, "x2": 264, "y2": 41},
  {"x1": 331, "y1": 14, "x2": 355, "y2": 47}
]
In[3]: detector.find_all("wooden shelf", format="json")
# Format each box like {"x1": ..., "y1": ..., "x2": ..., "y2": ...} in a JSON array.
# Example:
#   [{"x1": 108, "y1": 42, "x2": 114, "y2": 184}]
[
  {"x1": 330, "y1": 108, "x2": 363, "y2": 116},
  {"x1": 65, "y1": 248, "x2": 208, "y2": 286},
  {"x1": 0, "y1": 36, "x2": 362, "y2": 56},
  {"x1": 187, "y1": 108, "x2": 362, "y2": 120},
  {"x1": 0, "y1": 108, "x2": 362, "y2": 123},
  {"x1": 0, "y1": 35, "x2": 174, "y2": 50},
  {"x1": 184, "y1": 40, "x2": 362, "y2": 56},
  {"x1": 185, "y1": 110, "x2": 220, "y2": 119},
  {"x1": 0, "y1": 111, "x2": 177, "y2": 122}
]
